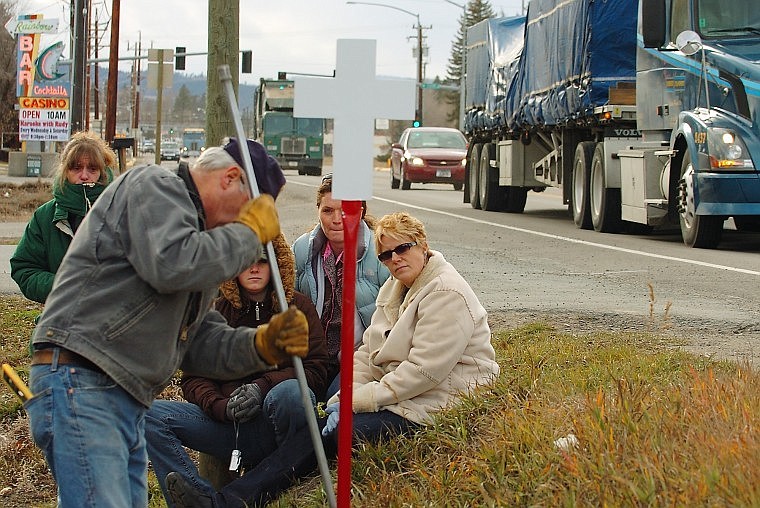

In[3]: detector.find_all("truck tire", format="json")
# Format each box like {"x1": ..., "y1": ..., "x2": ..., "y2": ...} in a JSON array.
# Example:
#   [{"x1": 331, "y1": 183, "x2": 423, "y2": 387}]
[
  {"x1": 678, "y1": 151, "x2": 723, "y2": 248},
  {"x1": 469, "y1": 143, "x2": 482, "y2": 209},
  {"x1": 590, "y1": 142, "x2": 622, "y2": 233},
  {"x1": 479, "y1": 143, "x2": 501, "y2": 211},
  {"x1": 504, "y1": 186, "x2": 528, "y2": 213},
  {"x1": 572, "y1": 141, "x2": 594, "y2": 229}
]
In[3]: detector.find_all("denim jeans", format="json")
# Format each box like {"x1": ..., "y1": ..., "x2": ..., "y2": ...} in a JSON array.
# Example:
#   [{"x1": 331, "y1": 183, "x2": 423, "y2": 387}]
[
  {"x1": 145, "y1": 378, "x2": 316, "y2": 508},
  {"x1": 323, "y1": 409, "x2": 420, "y2": 447},
  {"x1": 26, "y1": 356, "x2": 148, "y2": 508}
]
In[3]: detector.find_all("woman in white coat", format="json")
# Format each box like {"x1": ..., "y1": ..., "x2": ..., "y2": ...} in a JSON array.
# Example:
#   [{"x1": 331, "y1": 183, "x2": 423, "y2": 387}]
[{"x1": 322, "y1": 212, "x2": 499, "y2": 442}]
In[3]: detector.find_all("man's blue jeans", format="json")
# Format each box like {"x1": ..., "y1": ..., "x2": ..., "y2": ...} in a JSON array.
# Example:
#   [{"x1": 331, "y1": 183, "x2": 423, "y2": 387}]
[
  {"x1": 145, "y1": 379, "x2": 315, "y2": 507},
  {"x1": 26, "y1": 358, "x2": 148, "y2": 508}
]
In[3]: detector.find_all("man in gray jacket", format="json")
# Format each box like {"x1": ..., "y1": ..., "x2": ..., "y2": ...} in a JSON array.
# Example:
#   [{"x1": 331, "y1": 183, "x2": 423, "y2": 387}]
[{"x1": 24, "y1": 145, "x2": 308, "y2": 508}]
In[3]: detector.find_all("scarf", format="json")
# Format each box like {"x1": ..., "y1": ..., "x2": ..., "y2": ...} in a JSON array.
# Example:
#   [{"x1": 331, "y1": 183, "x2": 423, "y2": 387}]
[{"x1": 52, "y1": 167, "x2": 114, "y2": 217}]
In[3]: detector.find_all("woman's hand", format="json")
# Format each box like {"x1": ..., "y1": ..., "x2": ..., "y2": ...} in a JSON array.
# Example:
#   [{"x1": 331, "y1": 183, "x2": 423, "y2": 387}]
[{"x1": 321, "y1": 402, "x2": 340, "y2": 436}]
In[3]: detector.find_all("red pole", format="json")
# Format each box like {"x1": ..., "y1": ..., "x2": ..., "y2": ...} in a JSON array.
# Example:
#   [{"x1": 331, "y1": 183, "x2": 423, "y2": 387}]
[{"x1": 337, "y1": 200, "x2": 361, "y2": 507}]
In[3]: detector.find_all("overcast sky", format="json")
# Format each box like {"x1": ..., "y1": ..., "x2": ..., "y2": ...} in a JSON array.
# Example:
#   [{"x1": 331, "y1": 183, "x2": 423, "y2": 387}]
[{"x1": 20, "y1": 0, "x2": 525, "y2": 85}]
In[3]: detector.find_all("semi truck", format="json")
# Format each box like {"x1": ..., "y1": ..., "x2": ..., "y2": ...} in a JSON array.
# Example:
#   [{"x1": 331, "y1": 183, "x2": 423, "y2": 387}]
[
  {"x1": 462, "y1": 0, "x2": 760, "y2": 248},
  {"x1": 253, "y1": 76, "x2": 325, "y2": 176}
]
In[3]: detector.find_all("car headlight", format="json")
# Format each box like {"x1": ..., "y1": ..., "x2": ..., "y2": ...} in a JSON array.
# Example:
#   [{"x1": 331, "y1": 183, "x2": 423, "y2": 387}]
[
  {"x1": 706, "y1": 128, "x2": 755, "y2": 170},
  {"x1": 461, "y1": 158, "x2": 467, "y2": 166},
  {"x1": 409, "y1": 156, "x2": 425, "y2": 166}
]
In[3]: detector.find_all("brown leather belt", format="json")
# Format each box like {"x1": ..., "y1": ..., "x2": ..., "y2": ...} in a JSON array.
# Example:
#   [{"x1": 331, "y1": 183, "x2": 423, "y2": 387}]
[{"x1": 32, "y1": 348, "x2": 103, "y2": 373}]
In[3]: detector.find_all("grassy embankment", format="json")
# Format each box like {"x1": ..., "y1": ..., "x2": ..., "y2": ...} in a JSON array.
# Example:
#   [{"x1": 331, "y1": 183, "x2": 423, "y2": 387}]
[{"x1": 1, "y1": 294, "x2": 757, "y2": 507}]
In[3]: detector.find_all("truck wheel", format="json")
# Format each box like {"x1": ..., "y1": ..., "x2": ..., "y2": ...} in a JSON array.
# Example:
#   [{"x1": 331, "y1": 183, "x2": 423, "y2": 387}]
[
  {"x1": 401, "y1": 166, "x2": 411, "y2": 190},
  {"x1": 469, "y1": 143, "x2": 482, "y2": 209},
  {"x1": 678, "y1": 151, "x2": 723, "y2": 248},
  {"x1": 590, "y1": 143, "x2": 622, "y2": 233},
  {"x1": 504, "y1": 186, "x2": 528, "y2": 213},
  {"x1": 390, "y1": 165, "x2": 400, "y2": 189},
  {"x1": 479, "y1": 143, "x2": 501, "y2": 211},
  {"x1": 572, "y1": 141, "x2": 594, "y2": 229}
]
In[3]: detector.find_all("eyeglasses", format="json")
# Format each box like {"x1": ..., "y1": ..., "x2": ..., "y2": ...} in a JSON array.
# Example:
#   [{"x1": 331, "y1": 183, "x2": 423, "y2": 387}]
[{"x1": 377, "y1": 242, "x2": 417, "y2": 263}]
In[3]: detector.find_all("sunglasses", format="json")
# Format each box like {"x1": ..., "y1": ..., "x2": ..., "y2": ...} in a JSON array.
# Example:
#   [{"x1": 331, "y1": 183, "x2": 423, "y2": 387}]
[{"x1": 377, "y1": 242, "x2": 417, "y2": 263}]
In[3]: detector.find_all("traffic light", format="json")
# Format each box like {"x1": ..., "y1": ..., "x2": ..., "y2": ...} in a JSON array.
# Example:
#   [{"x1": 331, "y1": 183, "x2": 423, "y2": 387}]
[
  {"x1": 175, "y1": 47, "x2": 186, "y2": 70},
  {"x1": 412, "y1": 118, "x2": 422, "y2": 128},
  {"x1": 241, "y1": 51, "x2": 252, "y2": 73}
]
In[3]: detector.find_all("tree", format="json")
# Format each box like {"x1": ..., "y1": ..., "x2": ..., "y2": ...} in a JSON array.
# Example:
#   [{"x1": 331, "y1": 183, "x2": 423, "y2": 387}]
[
  {"x1": 172, "y1": 84, "x2": 194, "y2": 125},
  {"x1": 443, "y1": 0, "x2": 495, "y2": 125},
  {"x1": 0, "y1": 0, "x2": 21, "y2": 148}
]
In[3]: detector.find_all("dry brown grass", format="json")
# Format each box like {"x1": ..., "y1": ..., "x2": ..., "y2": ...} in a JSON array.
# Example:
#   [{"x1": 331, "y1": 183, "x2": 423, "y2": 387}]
[{"x1": 0, "y1": 182, "x2": 52, "y2": 223}]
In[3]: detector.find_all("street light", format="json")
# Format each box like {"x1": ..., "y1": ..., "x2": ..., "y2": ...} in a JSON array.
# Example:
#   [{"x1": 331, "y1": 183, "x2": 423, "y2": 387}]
[
  {"x1": 441, "y1": 0, "x2": 467, "y2": 130},
  {"x1": 346, "y1": 1, "x2": 424, "y2": 125}
]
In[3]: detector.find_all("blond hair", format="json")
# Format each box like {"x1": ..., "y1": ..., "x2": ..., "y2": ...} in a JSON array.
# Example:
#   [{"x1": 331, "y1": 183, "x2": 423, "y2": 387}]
[
  {"x1": 374, "y1": 212, "x2": 427, "y2": 252},
  {"x1": 55, "y1": 131, "x2": 115, "y2": 188}
]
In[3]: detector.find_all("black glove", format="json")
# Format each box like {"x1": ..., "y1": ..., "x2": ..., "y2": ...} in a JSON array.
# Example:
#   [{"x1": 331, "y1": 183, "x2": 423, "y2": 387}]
[{"x1": 225, "y1": 383, "x2": 263, "y2": 423}]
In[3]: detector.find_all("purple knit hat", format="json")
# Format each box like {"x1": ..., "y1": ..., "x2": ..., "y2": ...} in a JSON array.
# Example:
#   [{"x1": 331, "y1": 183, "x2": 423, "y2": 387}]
[{"x1": 223, "y1": 138, "x2": 286, "y2": 200}]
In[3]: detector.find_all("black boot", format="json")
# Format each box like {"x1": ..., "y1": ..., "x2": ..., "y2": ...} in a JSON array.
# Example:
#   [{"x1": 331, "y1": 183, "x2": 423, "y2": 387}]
[{"x1": 166, "y1": 472, "x2": 216, "y2": 508}]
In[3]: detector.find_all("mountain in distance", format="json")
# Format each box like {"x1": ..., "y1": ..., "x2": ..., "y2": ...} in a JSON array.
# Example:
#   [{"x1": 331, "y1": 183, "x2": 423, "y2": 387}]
[{"x1": 106, "y1": 66, "x2": 257, "y2": 106}]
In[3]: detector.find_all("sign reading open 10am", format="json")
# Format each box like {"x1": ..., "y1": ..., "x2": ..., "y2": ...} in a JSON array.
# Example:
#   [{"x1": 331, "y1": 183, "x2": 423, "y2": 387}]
[
  {"x1": 19, "y1": 97, "x2": 70, "y2": 142},
  {"x1": 10, "y1": 14, "x2": 71, "y2": 142}
]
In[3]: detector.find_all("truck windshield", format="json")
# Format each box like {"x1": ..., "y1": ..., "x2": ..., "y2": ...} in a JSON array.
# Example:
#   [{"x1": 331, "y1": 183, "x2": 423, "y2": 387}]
[
  {"x1": 697, "y1": 1, "x2": 760, "y2": 37},
  {"x1": 263, "y1": 115, "x2": 294, "y2": 135},
  {"x1": 296, "y1": 118, "x2": 323, "y2": 136}
]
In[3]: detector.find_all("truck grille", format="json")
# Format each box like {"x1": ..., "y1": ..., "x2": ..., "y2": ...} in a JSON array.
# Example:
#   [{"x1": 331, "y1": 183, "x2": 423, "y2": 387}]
[{"x1": 281, "y1": 137, "x2": 306, "y2": 155}]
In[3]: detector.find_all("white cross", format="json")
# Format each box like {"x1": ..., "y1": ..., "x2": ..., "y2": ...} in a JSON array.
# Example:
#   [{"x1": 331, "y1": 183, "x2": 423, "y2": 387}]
[{"x1": 293, "y1": 39, "x2": 416, "y2": 200}]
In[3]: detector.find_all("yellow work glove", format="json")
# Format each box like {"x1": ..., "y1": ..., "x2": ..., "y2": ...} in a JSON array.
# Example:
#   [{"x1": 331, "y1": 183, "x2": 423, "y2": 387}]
[
  {"x1": 254, "y1": 305, "x2": 309, "y2": 365},
  {"x1": 235, "y1": 194, "x2": 280, "y2": 245}
]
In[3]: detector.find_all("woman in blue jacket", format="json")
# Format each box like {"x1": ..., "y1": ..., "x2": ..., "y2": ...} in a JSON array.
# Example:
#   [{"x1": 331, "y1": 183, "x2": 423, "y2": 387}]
[{"x1": 292, "y1": 174, "x2": 390, "y2": 400}]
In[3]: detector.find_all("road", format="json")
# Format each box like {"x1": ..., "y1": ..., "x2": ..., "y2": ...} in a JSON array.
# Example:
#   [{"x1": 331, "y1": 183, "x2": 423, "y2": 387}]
[{"x1": 280, "y1": 169, "x2": 760, "y2": 364}]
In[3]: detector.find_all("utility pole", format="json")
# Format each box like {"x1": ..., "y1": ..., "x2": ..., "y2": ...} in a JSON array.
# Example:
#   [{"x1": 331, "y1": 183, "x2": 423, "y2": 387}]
[
  {"x1": 133, "y1": 33, "x2": 142, "y2": 156},
  {"x1": 71, "y1": 0, "x2": 87, "y2": 133},
  {"x1": 93, "y1": 9, "x2": 100, "y2": 128},
  {"x1": 206, "y1": 0, "x2": 240, "y2": 146},
  {"x1": 105, "y1": 0, "x2": 121, "y2": 142},
  {"x1": 416, "y1": 21, "x2": 423, "y2": 125},
  {"x1": 85, "y1": 0, "x2": 92, "y2": 131}
]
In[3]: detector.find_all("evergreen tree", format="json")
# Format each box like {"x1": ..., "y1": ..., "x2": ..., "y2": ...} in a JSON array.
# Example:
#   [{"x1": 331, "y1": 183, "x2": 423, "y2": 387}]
[
  {"x1": 443, "y1": 0, "x2": 496, "y2": 125},
  {"x1": 172, "y1": 84, "x2": 195, "y2": 125}
]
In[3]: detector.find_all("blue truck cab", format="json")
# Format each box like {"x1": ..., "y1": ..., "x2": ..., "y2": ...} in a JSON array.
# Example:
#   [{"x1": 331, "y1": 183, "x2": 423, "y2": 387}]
[{"x1": 635, "y1": 0, "x2": 760, "y2": 247}]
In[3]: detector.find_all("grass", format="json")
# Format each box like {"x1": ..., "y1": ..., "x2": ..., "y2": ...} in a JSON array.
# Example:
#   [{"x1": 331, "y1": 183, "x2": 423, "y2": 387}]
[
  {"x1": 270, "y1": 324, "x2": 758, "y2": 507},
  {"x1": 0, "y1": 182, "x2": 52, "y2": 223},
  {"x1": 1, "y1": 300, "x2": 758, "y2": 507}
]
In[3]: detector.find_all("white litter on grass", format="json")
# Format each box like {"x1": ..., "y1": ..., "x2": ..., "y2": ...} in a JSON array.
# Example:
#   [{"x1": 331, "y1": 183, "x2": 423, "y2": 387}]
[
  {"x1": 3, "y1": 192, "x2": 9, "y2": 198},
  {"x1": 553, "y1": 433, "x2": 579, "y2": 451}
]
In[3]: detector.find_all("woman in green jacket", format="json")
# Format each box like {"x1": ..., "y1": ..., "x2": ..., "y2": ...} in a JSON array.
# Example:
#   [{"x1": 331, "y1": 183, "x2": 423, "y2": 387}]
[{"x1": 11, "y1": 131, "x2": 115, "y2": 304}]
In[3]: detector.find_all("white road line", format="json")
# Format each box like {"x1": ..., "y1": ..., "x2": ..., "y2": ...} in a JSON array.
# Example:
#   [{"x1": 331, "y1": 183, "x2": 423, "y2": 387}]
[{"x1": 286, "y1": 180, "x2": 760, "y2": 276}]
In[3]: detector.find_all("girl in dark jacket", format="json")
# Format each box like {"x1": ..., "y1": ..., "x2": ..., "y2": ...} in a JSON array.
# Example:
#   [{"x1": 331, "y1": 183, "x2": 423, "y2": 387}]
[
  {"x1": 11, "y1": 131, "x2": 115, "y2": 303},
  {"x1": 145, "y1": 233, "x2": 328, "y2": 508}
]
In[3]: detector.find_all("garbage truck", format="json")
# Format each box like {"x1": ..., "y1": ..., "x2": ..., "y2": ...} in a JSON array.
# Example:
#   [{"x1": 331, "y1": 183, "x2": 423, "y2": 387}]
[
  {"x1": 462, "y1": 0, "x2": 760, "y2": 248},
  {"x1": 253, "y1": 76, "x2": 325, "y2": 176}
]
